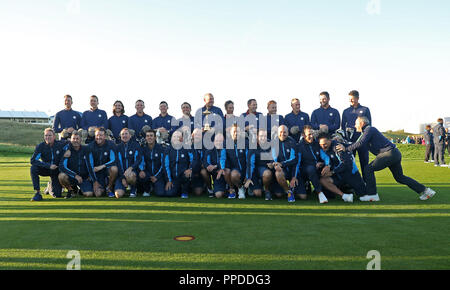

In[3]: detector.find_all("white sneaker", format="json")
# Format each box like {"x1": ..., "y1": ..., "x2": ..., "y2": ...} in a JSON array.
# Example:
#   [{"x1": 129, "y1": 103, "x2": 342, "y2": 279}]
[
  {"x1": 318, "y1": 192, "x2": 328, "y2": 204},
  {"x1": 359, "y1": 193, "x2": 380, "y2": 202},
  {"x1": 129, "y1": 193, "x2": 137, "y2": 198},
  {"x1": 342, "y1": 193, "x2": 353, "y2": 203},
  {"x1": 238, "y1": 187, "x2": 246, "y2": 199},
  {"x1": 419, "y1": 188, "x2": 436, "y2": 200},
  {"x1": 143, "y1": 192, "x2": 150, "y2": 197}
]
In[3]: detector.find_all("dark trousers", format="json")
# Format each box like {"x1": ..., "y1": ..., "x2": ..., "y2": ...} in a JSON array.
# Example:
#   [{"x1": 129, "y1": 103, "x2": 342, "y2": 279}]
[
  {"x1": 165, "y1": 175, "x2": 191, "y2": 197},
  {"x1": 424, "y1": 144, "x2": 433, "y2": 161},
  {"x1": 350, "y1": 133, "x2": 369, "y2": 182},
  {"x1": 30, "y1": 165, "x2": 62, "y2": 196},
  {"x1": 434, "y1": 143, "x2": 445, "y2": 165},
  {"x1": 301, "y1": 164, "x2": 322, "y2": 193},
  {"x1": 338, "y1": 171, "x2": 367, "y2": 197},
  {"x1": 137, "y1": 176, "x2": 166, "y2": 196},
  {"x1": 364, "y1": 148, "x2": 426, "y2": 195}
]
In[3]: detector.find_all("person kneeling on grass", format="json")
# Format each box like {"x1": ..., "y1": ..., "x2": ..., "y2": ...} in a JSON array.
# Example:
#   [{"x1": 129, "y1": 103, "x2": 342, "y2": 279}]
[
  {"x1": 114, "y1": 128, "x2": 143, "y2": 198},
  {"x1": 268, "y1": 125, "x2": 298, "y2": 203},
  {"x1": 58, "y1": 131, "x2": 95, "y2": 198},
  {"x1": 87, "y1": 127, "x2": 119, "y2": 197},
  {"x1": 336, "y1": 116, "x2": 436, "y2": 201},
  {"x1": 203, "y1": 133, "x2": 227, "y2": 198},
  {"x1": 317, "y1": 132, "x2": 366, "y2": 203},
  {"x1": 244, "y1": 129, "x2": 274, "y2": 200},
  {"x1": 164, "y1": 131, "x2": 194, "y2": 198},
  {"x1": 30, "y1": 128, "x2": 69, "y2": 201},
  {"x1": 138, "y1": 130, "x2": 166, "y2": 197}
]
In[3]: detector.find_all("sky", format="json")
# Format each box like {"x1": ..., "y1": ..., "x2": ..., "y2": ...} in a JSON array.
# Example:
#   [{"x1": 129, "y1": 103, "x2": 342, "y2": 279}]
[{"x1": 0, "y1": 0, "x2": 449, "y2": 133}]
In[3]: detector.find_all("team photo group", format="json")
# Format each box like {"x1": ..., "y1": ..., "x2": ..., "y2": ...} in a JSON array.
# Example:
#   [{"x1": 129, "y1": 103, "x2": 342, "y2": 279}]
[{"x1": 30, "y1": 91, "x2": 437, "y2": 204}]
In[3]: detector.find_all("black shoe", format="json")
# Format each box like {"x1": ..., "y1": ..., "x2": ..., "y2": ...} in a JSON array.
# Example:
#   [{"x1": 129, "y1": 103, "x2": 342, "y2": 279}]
[{"x1": 65, "y1": 190, "x2": 74, "y2": 199}]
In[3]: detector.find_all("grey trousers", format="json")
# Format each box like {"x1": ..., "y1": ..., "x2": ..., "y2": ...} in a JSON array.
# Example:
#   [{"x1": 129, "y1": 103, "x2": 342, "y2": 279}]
[
  {"x1": 434, "y1": 143, "x2": 446, "y2": 165},
  {"x1": 364, "y1": 148, "x2": 426, "y2": 195}
]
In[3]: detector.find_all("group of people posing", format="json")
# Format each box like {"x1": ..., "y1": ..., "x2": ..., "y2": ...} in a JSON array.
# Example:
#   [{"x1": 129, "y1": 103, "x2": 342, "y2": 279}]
[{"x1": 30, "y1": 91, "x2": 436, "y2": 203}]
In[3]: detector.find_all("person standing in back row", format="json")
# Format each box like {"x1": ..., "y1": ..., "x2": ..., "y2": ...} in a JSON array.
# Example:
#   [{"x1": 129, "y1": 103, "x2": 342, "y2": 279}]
[
  {"x1": 311, "y1": 91, "x2": 341, "y2": 135},
  {"x1": 341, "y1": 90, "x2": 372, "y2": 180}
]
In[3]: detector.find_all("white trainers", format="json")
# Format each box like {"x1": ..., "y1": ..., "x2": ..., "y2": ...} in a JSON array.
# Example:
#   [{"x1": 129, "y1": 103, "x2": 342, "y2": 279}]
[
  {"x1": 238, "y1": 187, "x2": 246, "y2": 199},
  {"x1": 318, "y1": 192, "x2": 328, "y2": 204},
  {"x1": 129, "y1": 193, "x2": 137, "y2": 198},
  {"x1": 342, "y1": 193, "x2": 353, "y2": 203},
  {"x1": 143, "y1": 192, "x2": 150, "y2": 197},
  {"x1": 359, "y1": 193, "x2": 380, "y2": 202},
  {"x1": 419, "y1": 188, "x2": 436, "y2": 200}
]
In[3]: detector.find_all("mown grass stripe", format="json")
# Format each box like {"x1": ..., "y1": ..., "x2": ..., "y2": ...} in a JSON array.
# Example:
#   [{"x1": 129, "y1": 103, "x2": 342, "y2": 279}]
[{"x1": 0, "y1": 209, "x2": 449, "y2": 218}]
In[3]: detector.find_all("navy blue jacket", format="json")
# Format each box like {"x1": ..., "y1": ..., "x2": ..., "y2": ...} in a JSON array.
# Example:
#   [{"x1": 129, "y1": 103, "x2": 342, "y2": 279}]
[
  {"x1": 345, "y1": 125, "x2": 395, "y2": 156},
  {"x1": 294, "y1": 139, "x2": 330, "y2": 177},
  {"x1": 116, "y1": 140, "x2": 142, "y2": 175},
  {"x1": 341, "y1": 104, "x2": 372, "y2": 131},
  {"x1": 81, "y1": 108, "x2": 108, "y2": 130},
  {"x1": 284, "y1": 111, "x2": 310, "y2": 141},
  {"x1": 172, "y1": 115, "x2": 195, "y2": 134},
  {"x1": 311, "y1": 106, "x2": 341, "y2": 133},
  {"x1": 203, "y1": 147, "x2": 227, "y2": 171},
  {"x1": 265, "y1": 114, "x2": 285, "y2": 140},
  {"x1": 225, "y1": 139, "x2": 248, "y2": 172},
  {"x1": 153, "y1": 114, "x2": 175, "y2": 131},
  {"x1": 246, "y1": 144, "x2": 273, "y2": 180},
  {"x1": 128, "y1": 113, "x2": 153, "y2": 134},
  {"x1": 194, "y1": 106, "x2": 224, "y2": 131},
  {"x1": 164, "y1": 146, "x2": 194, "y2": 182},
  {"x1": 53, "y1": 109, "x2": 82, "y2": 133},
  {"x1": 140, "y1": 143, "x2": 165, "y2": 179},
  {"x1": 59, "y1": 143, "x2": 94, "y2": 180},
  {"x1": 320, "y1": 140, "x2": 358, "y2": 175},
  {"x1": 31, "y1": 140, "x2": 69, "y2": 169},
  {"x1": 240, "y1": 111, "x2": 263, "y2": 131},
  {"x1": 87, "y1": 140, "x2": 117, "y2": 181},
  {"x1": 108, "y1": 115, "x2": 129, "y2": 142},
  {"x1": 271, "y1": 136, "x2": 298, "y2": 169}
]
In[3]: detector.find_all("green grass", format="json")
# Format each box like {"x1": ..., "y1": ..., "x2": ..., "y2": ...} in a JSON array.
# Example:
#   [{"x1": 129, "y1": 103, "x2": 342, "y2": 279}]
[
  {"x1": 0, "y1": 120, "x2": 48, "y2": 147},
  {"x1": 0, "y1": 149, "x2": 449, "y2": 270}
]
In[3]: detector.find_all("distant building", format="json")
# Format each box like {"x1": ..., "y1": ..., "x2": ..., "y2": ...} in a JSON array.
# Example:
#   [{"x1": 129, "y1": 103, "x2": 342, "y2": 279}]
[{"x1": 0, "y1": 110, "x2": 50, "y2": 125}]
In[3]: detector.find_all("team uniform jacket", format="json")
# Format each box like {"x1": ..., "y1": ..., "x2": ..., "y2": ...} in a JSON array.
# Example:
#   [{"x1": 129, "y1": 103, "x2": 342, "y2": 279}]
[
  {"x1": 87, "y1": 140, "x2": 117, "y2": 181},
  {"x1": 81, "y1": 108, "x2": 108, "y2": 130},
  {"x1": 341, "y1": 104, "x2": 372, "y2": 132},
  {"x1": 128, "y1": 114, "x2": 153, "y2": 134},
  {"x1": 225, "y1": 139, "x2": 248, "y2": 172},
  {"x1": 271, "y1": 136, "x2": 298, "y2": 172},
  {"x1": 164, "y1": 146, "x2": 194, "y2": 182},
  {"x1": 108, "y1": 115, "x2": 129, "y2": 141},
  {"x1": 59, "y1": 143, "x2": 94, "y2": 180},
  {"x1": 116, "y1": 140, "x2": 142, "y2": 176},
  {"x1": 246, "y1": 145, "x2": 273, "y2": 180},
  {"x1": 203, "y1": 147, "x2": 227, "y2": 171},
  {"x1": 294, "y1": 139, "x2": 330, "y2": 177},
  {"x1": 140, "y1": 143, "x2": 165, "y2": 179},
  {"x1": 345, "y1": 125, "x2": 395, "y2": 155},
  {"x1": 284, "y1": 111, "x2": 310, "y2": 141},
  {"x1": 194, "y1": 106, "x2": 224, "y2": 131},
  {"x1": 31, "y1": 140, "x2": 69, "y2": 169},
  {"x1": 321, "y1": 140, "x2": 359, "y2": 176},
  {"x1": 311, "y1": 106, "x2": 341, "y2": 134},
  {"x1": 53, "y1": 109, "x2": 82, "y2": 133}
]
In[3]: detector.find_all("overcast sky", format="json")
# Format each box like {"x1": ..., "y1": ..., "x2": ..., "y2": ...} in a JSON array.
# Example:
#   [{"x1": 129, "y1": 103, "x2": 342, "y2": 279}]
[{"x1": 0, "y1": 0, "x2": 449, "y2": 133}]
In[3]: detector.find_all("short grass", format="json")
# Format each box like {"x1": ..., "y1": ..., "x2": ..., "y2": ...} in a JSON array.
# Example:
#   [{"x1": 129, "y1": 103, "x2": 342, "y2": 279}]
[{"x1": 0, "y1": 148, "x2": 449, "y2": 270}]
